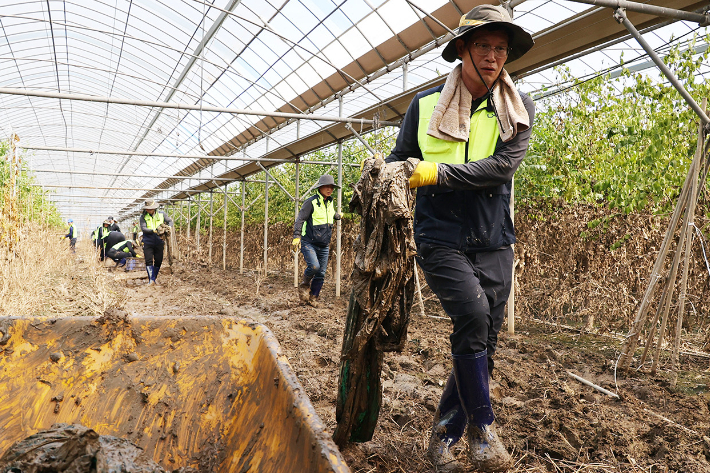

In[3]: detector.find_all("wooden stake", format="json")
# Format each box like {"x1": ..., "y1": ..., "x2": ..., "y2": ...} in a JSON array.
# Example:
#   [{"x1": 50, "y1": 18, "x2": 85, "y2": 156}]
[
  {"x1": 671, "y1": 99, "x2": 706, "y2": 385},
  {"x1": 619, "y1": 146, "x2": 695, "y2": 370},
  {"x1": 413, "y1": 259, "x2": 426, "y2": 318}
]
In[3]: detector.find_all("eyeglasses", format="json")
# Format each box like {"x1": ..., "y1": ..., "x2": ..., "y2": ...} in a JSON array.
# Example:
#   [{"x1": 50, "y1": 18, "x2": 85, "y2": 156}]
[{"x1": 470, "y1": 42, "x2": 511, "y2": 59}]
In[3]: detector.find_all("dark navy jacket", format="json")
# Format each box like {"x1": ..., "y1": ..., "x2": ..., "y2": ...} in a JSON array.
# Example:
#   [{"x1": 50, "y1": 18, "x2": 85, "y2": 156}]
[{"x1": 385, "y1": 84, "x2": 535, "y2": 252}]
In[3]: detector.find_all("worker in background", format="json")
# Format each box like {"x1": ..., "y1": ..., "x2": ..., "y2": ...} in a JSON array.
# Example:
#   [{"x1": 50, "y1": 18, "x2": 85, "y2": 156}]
[
  {"x1": 107, "y1": 216, "x2": 120, "y2": 233},
  {"x1": 292, "y1": 174, "x2": 341, "y2": 308},
  {"x1": 62, "y1": 219, "x2": 77, "y2": 253},
  {"x1": 106, "y1": 239, "x2": 139, "y2": 268},
  {"x1": 97, "y1": 220, "x2": 112, "y2": 261},
  {"x1": 140, "y1": 199, "x2": 174, "y2": 286},
  {"x1": 105, "y1": 229, "x2": 125, "y2": 252},
  {"x1": 131, "y1": 221, "x2": 139, "y2": 241},
  {"x1": 383, "y1": 5, "x2": 535, "y2": 472}
]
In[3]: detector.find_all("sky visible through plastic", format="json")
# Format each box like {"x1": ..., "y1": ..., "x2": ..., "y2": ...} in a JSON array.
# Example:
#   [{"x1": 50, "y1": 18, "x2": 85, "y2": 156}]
[{"x1": 0, "y1": 0, "x2": 706, "y2": 229}]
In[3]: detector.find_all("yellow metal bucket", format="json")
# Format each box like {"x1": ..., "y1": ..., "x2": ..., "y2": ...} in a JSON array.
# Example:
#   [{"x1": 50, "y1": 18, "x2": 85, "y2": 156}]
[{"x1": 0, "y1": 315, "x2": 350, "y2": 472}]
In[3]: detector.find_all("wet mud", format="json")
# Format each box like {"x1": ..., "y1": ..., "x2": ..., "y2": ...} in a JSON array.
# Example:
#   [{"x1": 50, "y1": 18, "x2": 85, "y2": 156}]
[{"x1": 5, "y1": 245, "x2": 710, "y2": 472}]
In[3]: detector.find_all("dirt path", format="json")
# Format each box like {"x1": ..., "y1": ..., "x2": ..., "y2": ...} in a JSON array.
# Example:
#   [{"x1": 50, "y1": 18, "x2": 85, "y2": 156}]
[{"x1": 102, "y1": 262, "x2": 710, "y2": 473}]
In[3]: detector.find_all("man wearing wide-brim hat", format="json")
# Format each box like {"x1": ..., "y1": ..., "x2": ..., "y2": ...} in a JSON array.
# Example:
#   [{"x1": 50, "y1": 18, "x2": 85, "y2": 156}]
[
  {"x1": 292, "y1": 174, "x2": 342, "y2": 307},
  {"x1": 140, "y1": 199, "x2": 174, "y2": 286},
  {"x1": 384, "y1": 4, "x2": 535, "y2": 472}
]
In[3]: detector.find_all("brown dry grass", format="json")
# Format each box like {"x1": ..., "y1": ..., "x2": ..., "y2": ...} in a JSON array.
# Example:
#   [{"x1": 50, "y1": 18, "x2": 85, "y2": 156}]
[{"x1": 0, "y1": 224, "x2": 121, "y2": 315}]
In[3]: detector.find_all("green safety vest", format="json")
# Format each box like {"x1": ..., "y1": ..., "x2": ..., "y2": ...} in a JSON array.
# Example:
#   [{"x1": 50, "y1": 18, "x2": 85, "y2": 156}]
[
  {"x1": 417, "y1": 92, "x2": 499, "y2": 164},
  {"x1": 91, "y1": 228, "x2": 98, "y2": 241},
  {"x1": 112, "y1": 240, "x2": 131, "y2": 253},
  {"x1": 132, "y1": 224, "x2": 139, "y2": 233},
  {"x1": 144, "y1": 211, "x2": 164, "y2": 231},
  {"x1": 301, "y1": 193, "x2": 335, "y2": 236},
  {"x1": 68, "y1": 224, "x2": 76, "y2": 238}
]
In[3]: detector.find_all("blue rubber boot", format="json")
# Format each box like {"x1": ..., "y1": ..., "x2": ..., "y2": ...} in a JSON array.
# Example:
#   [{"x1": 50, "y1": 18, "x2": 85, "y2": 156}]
[
  {"x1": 146, "y1": 266, "x2": 154, "y2": 285},
  {"x1": 427, "y1": 370, "x2": 466, "y2": 472},
  {"x1": 453, "y1": 350, "x2": 512, "y2": 472},
  {"x1": 152, "y1": 266, "x2": 160, "y2": 283}
]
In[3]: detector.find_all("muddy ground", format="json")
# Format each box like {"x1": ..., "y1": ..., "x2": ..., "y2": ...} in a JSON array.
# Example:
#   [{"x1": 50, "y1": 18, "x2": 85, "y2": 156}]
[{"x1": 87, "y1": 254, "x2": 710, "y2": 473}]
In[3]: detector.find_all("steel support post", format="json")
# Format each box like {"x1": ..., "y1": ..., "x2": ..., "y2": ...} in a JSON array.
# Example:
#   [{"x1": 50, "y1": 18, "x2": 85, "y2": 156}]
[
  {"x1": 223, "y1": 184, "x2": 228, "y2": 270},
  {"x1": 336, "y1": 100, "x2": 344, "y2": 298},
  {"x1": 240, "y1": 181, "x2": 245, "y2": 274},
  {"x1": 294, "y1": 160, "x2": 300, "y2": 288},
  {"x1": 196, "y1": 193, "x2": 202, "y2": 252},
  {"x1": 263, "y1": 172, "x2": 269, "y2": 274},
  {"x1": 508, "y1": 177, "x2": 515, "y2": 334},
  {"x1": 615, "y1": 8, "x2": 710, "y2": 126},
  {"x1": 208, "y1": 190, "x2": 214, "y2": 266},
  {"x1": 186, "y1": 197, "x2": 192, "y2": 240}
]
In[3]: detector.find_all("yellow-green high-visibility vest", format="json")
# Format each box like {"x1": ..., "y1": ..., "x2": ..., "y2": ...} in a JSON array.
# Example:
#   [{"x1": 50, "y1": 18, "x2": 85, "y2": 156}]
[
  {"x1": 301, "y1": 193, "x2": 334, "y2": 236},
  {"x1": 112, "y1": 240, "x2": 131, "y2": 253},
  {"x1": 144, "y1": 211, "x2": 165, "y2": 231},
  {"x1": 417, "y1": 92, "x2": 499, "y2": 164}
]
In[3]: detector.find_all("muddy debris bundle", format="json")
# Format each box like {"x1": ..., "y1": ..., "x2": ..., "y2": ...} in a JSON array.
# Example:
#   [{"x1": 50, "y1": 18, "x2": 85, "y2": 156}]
[
  {"x1": 334, "y1": 156, "x2": 418, "y2": 445},
  {"x1": 0, "y1": 423, "x2": 196, "y2": 473}
]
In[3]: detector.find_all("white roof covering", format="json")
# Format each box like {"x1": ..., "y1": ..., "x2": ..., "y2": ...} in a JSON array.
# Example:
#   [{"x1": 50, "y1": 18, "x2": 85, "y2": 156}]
[{"x1": 0, "y1": 0, "x2": 706, "y2": 223}]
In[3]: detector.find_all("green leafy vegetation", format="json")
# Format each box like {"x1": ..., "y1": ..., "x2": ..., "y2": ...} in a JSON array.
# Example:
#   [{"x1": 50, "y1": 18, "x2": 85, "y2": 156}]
[{"x1": 518, "y1": 35, "x2": 710, "y2": 215}]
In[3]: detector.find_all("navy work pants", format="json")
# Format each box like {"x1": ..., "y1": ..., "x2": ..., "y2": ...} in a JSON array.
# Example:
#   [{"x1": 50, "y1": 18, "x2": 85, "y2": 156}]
[
  {"x1": 144, "y1": 241, "x2": 164, "y2": 269},
  {"x1": 416, "y1": 243, "x2": 513, "y2": 374}
]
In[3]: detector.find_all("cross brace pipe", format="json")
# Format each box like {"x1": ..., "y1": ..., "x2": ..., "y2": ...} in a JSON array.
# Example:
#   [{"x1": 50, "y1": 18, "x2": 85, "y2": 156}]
[
  {"x1": 0, "y1": 87, "x2": 399, "y2": 126},
  {"x1": 614, "y1": 8, "x2": 710, "y2": 126},
  {"x1": 257, "y1": 163, "x2": 294, "y2": 201},
  {"x1": 344, "y1": 123, "x2": 377, "y2": 155},
  {"x1": 21, "y1": 145, "x2": 360, "y2": 167},
  {"x1": 32, "y1": 184, "x2": 241, "y2": 193},
  {"x1": 566, "y1": 0, "x2": 710, "y2": 25}
]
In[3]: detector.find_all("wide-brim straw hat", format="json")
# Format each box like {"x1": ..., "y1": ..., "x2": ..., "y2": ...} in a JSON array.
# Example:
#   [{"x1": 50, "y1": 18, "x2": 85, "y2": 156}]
[
  {"x1": 315, "y1": 174, "x2": 340, "y2": 189},
  {"x1": 441, "y1": 5, "x2": 534, "y2": 64},
  {"x1": 103, "y1": 219, "x2": 111, "y2": 225},
  {"x1": 143, "y1": 199, "x2": 159, "y2": 210}
]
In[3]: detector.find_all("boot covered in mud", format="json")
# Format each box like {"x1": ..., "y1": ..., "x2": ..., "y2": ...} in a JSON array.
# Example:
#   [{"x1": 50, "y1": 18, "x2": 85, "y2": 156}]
[
  {"x1": 298, "y1": 275, "x2": 312, "y2": 303},
  {"x1": 427, "y1": 370, "x2": 466, "y2": 472},
  {"x1": 453, "y1": 351, "x2": 512, "y2": 472},
  {"x1": 308, "y1": 294, "x2": 320, "y2": 308}
]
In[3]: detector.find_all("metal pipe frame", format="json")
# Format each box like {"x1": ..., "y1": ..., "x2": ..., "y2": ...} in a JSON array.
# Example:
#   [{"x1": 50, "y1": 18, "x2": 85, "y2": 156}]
[
  {"x1": 187, "y1": 197, "x2": 192, "y2": 241},
  {"x1": 0, "y1": 87, "x2": 399, "y2": 127},
  {"x1": 614, "y1": 8, "x2": 710, "y2": 126},
  {"x1": 566, "y1": 0, "x2": 710, "y2": 24},
  {"x1": 294, "y1": 161, "x2": 300, "y2": 288},
  {"x1": 240, "y1": 182, "x2": 245, "y2": 274},
  {"x1": 223, "y1": 184, "x2": 228, "y2": 271},
  {"x1": 33, "y1": 184, "x2": 242, "y2": 194},
  {"x1": 257, "y1": 162, "x2": 294, "y2": 201},
  {"x1": 48, "y1": 194, "x2": 185, "y2": 201},
  {"x1": 19, "y1": 146, "x2": 357, "y2": 168},
  {"x1": 344, "y1": 123, "x2": 377, "y2": 156},
  {"x1": 263, "y1": 173, "x2": 269, "y2": 274},
  {"x1": 336, "y1": 97, "x2": 344, "y2": 298},
  {"x1": 21, "y1": 145, "x2": 359, "y2": 166},
  {"x1": 31, "y1": 168, "x2": 238, "y2": 182},
  {"x1": 208, "y1": 190, "x2": 214, "y2": 266},
  {"x1": 196, "y1": 193, "x2": 202, "y2": 252}
]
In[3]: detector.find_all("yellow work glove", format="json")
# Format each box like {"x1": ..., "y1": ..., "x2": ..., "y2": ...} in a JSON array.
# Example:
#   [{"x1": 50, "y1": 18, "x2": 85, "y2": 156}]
[
  {"x1": 409, "y1": 161, "x2": 438, "y2": 188},
  {"x1": 292, "y1": 238, "x2": 301, "y2": 251}
]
